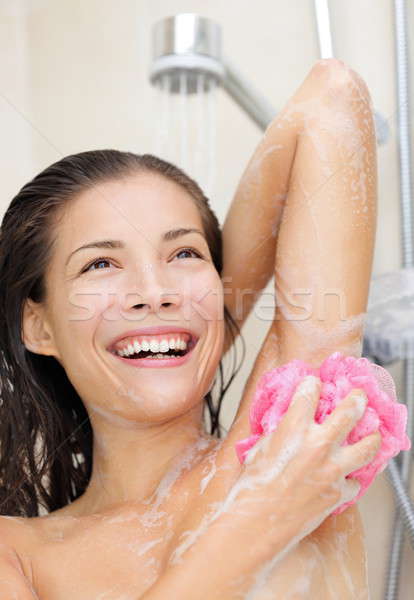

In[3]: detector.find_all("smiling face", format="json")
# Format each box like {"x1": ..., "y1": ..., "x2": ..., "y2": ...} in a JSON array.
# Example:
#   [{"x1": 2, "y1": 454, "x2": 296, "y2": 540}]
[{"x1": 22, "y1": 172, "x2": 225, "y2": 425}]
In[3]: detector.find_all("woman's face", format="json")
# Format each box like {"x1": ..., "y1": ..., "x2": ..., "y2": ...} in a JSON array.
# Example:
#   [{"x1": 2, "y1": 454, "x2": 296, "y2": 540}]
[{"x1": 31, "y1": 173, "x2": 225, "y2": 424}]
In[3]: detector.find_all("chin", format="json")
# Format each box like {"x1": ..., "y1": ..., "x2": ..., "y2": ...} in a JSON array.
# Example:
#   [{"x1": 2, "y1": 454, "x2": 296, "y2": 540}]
[{"x1": 109, "y1": 382, "x2": 205, "y2": 422}]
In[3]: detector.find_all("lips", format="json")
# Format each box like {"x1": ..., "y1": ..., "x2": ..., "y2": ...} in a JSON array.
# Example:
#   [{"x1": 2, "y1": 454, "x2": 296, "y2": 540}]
[{"x1": 106, "y1": 325, "x2": 200, "y2": 353}]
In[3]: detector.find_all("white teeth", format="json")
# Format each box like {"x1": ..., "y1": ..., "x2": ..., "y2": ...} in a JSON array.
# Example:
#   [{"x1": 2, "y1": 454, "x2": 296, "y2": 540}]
[
  {"x1": 149, "y1": 339, "x2": 159, "y2": 353},
  {"x1": 133, "y1": 340, "x2": 141, "y2": 354},
  {"x1": 159, "y1": 339, "x2": 170, "y2": 353},
  {"x1": 134, "y1": 340, "x2": 141, "y2": 353},
  {"x1": 114, "y1": 336, "x2": 190, "y2": 357}
]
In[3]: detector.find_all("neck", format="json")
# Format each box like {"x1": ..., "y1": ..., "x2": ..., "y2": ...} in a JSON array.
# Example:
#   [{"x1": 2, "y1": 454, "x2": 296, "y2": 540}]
[{"x1": 68, "y1": 402, "x2": 215, "y2": 516}]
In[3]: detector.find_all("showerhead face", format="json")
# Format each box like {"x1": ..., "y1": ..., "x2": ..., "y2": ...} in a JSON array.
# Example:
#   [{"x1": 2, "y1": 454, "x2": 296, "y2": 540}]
[
  {"x1": 149, "y1": 13, "x2": 225, "y2": 94},
  {"x1": 152, "y1": 68, "x2": 218, "y2": 95}
]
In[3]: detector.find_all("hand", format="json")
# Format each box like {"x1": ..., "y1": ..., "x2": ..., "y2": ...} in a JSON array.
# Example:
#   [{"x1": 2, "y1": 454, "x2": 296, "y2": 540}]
[{"x1": 218, "y1": 375, "x2": 381, "y2": 567}]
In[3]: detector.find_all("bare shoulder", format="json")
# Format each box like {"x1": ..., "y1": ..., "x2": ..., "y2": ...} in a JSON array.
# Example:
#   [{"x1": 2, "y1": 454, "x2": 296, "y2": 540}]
[
  {"x1": 0, "y1": 515, "x2": 37, "y2": 587},
  {"x1": 0, "y1": 518, "x2": 38, "y2": 597},
  {"x1": 0, "y1": 515, "x2": 32, "y2": 548},
  {"x1": 0, "y1": 514, "x2": 36, "y2": 560}
]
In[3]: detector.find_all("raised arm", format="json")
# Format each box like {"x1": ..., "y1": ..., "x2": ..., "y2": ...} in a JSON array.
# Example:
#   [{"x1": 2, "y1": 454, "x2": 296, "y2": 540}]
[{"x1": 221, "y1": 58, "x2": 376, "y2": 360}]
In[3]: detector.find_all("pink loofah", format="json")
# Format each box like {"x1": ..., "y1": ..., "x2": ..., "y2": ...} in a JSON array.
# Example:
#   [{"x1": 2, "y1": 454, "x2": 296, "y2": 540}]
[{"x1": 235, "y1": 351, "x2": 411, "y2": 515}]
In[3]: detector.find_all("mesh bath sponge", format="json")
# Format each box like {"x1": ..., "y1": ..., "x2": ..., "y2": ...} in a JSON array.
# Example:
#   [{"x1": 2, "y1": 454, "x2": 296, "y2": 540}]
[{"x1": 235, "y1": 351, "x2": 411, "y2": 515}]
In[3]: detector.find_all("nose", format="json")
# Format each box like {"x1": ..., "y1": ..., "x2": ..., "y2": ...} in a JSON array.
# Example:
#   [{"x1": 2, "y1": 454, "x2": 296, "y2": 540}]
[{"x1": 121, "y1": 261, "x2": 183, "y2": 319}]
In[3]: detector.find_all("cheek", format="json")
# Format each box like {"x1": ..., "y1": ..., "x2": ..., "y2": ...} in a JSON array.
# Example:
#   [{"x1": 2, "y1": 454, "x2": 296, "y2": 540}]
[
  {"x1": 65, "y1": 278, "x2": 116, "y2": 322},
  {"x1": 187, "y1": 270, "x2": 224, "y2": 324},
  {"x1": 49, "y1": 283, "x2": 108, "y2": 356}
]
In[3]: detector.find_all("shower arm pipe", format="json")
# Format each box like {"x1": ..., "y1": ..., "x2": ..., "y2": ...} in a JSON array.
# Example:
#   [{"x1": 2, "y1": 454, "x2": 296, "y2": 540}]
[{"x1": 220, "y1": 56, "x2": 277, "y2": 132}]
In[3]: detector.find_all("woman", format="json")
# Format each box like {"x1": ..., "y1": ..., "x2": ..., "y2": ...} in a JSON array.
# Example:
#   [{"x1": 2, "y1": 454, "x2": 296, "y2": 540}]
[{"x1": 0, "y1": 58, "x2": 380, "y2": 599}]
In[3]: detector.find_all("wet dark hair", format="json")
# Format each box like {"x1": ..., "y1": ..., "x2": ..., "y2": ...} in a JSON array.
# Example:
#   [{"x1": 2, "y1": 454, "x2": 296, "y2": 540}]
[{"x1": 0, "y1": 150, "x2": 245, "y2": 517}]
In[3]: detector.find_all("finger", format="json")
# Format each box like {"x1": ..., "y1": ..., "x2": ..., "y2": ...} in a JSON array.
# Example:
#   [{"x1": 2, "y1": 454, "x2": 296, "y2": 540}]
[
  {"x1": 333, "y1": 431, "x2": 382, "y2": 475},
  {"x1": 334, "y1": 477, "x2": 362, "y2": 509},
  {"x1": 245, "y1": 375, "x2": 321, "y2": 466},
  {"x1": 287, "y1": 375, "x2": 321, "y2": 424},
  {"x1": 320, "y1": 389, "x2": 368, "y2": 446}
]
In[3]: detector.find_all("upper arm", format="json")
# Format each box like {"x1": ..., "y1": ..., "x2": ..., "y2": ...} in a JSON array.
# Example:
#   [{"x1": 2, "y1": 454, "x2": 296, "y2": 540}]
[
  {"x1": 251, "y1": 504, "x2": 369, "y2": 600},
  {"x1": 307, "y1": 503, "x2": 369, "y2": 599},
  {"x1": 268, "y1": 63, "x2": 377, "y2": 368},
  {"x1": 0, "y1": 518, "x2": 37, "y2": 599}
]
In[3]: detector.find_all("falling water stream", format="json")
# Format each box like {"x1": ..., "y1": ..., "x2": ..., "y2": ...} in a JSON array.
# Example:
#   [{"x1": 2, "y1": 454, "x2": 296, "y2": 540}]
[{"x1": 152, "y1": 70, "x2": 218, "y2": 199}]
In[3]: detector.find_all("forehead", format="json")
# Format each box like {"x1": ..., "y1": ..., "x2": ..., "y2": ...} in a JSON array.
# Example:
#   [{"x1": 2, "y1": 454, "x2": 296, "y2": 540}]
[{"x1": 53, "y1": 173, "x2": 203, "y2": 252}]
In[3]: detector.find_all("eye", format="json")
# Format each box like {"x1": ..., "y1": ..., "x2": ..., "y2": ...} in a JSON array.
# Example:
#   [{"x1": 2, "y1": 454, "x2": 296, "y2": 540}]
[
  {"x1": 81, "y1": 257, "x2": 115, "y2": 274},
  {"x1": 174, "y1": 248, "x2": 203, "y2": 260},
  {"x1": 80, "y1": 247, "x2": 204, "y2": 275}
]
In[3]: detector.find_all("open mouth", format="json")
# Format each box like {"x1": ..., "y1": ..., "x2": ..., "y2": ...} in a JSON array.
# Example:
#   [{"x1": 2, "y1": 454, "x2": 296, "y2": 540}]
[{"x1": 107, "y1": 334, "x2": 198, "y2": 363}]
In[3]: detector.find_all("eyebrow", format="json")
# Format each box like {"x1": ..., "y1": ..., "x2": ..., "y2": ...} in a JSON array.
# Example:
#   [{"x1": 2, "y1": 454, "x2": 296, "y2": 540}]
[{"x1": 65, "y1": 227, "x2": 206, "y2": 267}]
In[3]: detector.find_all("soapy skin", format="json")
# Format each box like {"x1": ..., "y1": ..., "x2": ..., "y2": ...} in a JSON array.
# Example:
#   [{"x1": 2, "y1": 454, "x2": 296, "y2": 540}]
[
  {"x1": 0, "y1": 58, "x2": 381, "y2": 599},
  {"x1": 141, "y1": 375, "x2": 381, "y2": 600}
]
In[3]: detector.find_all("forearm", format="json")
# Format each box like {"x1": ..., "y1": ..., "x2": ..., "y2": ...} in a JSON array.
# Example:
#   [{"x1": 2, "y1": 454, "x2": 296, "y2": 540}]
[
  {"x1": 139, "y1": 501, "x2": 303, "y2": 600},
  {"x1": 220, "y1": 92, "x2": 298, "y2": 331}
]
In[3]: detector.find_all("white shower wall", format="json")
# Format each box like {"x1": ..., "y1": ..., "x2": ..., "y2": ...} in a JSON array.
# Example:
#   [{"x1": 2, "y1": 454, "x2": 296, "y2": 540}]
[{"x1": 1, "y1": 1, "x2": 413, "y2": 598}]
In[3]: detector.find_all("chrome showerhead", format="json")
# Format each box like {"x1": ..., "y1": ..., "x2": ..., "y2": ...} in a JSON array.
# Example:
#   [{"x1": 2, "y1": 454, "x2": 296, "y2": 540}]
[{"x1": 149, "y1": 13, "x2": 225, "y2": 94}]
